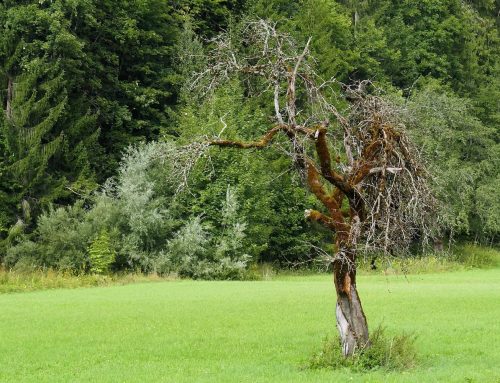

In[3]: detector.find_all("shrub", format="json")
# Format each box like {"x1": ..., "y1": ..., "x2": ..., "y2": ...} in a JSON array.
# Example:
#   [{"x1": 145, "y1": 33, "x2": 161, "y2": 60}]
[
  {"x1": 212, "y1": 186, "x2": 250, "y2": 272},
  {"x1": 307, "y1": 325, "x2": 417, "y2": 372},
  {"x1": 35, "y1": 201, "x2": 91, "y2": 270},
  {"x1": 117, "y1": 142, "x2": 173, "y2": 269},
  {"x1": 2, "y1": 144, "x2": 256, "y2": 279},
  {"x1": 452, "y1": 244, "x2": 499, "y2": 268},
  {"x1": 4, "y1": 240, "x2": 42, "y2": 270},
  {"x1": 188, "y1": 256, "x2": 251, "y2": 280},
  {"x1": 165, "y1": 216, "x2": 209, "y2": 276},
  {"x1": 163, "y1": 187, "x2": 253, "y2": 280},
  {"x1": 88, "y1": 230, "x2": 116, "y2": 274},
  {"x1": 164, "y1": 216, "x2": 250, "y2": 280}
]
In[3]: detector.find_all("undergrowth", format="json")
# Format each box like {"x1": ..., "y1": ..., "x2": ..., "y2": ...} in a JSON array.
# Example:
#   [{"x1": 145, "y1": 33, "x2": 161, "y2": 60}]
[
  {"x1": 358, "y1": 244, "x2": 500, "y2": 275},
  {"x1": 0, "y1": 268, "x2": 172, "y2": 294},
  {"x1": 307, "y1": 325, "x2": 417, "y2": 372},
  {"x1": 452, "y1": 244, "x2": 500, "y2": 268},
  {"x1": 1, "y1": 244, "x2": 497, "y2": 293}
]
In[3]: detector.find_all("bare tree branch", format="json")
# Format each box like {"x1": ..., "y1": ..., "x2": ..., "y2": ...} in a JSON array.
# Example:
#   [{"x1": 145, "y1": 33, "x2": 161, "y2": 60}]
[
  {"x1": 181, "y1": 18, "x2": 437, "y2": 357},
  {"x1": 188, "y1": 19, "x2": 435, "y2": 256}
]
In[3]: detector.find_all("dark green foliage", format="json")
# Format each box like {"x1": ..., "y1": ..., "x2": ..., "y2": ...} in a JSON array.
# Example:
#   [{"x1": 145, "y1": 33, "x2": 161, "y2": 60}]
[
  {"x1": 335, "y1": 0, "x2": 499, "y2": 95},
  {"x1": 0, "y1": 0, "x2": 188, "y2": 228},
  {"x1": 404, "y1": 81, "x2": 498, "y2": 242},
  {"x1": 0, "y1": 2, "x2": 95, "y2": 221},
  {"x1": 308, "y1": 325, "x2": 417, "y2": 371},
  {"x1": 175, "y1": 78, "x2": 326, "y2": 265},
  {"x1": 173, "y1": 0, "x2": 246, "y2": 38},
  {"x1": 1, "y1": 0, "x2": 499, "y2": 271},
  {"x1": 2, "y1": 69, "x2": 66, "y2": 216}
]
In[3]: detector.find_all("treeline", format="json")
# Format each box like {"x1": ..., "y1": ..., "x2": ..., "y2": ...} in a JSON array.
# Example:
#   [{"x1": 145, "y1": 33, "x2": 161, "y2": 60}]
[{"x1": 0, "y1": 0, "x2": 498, "y2": 276}]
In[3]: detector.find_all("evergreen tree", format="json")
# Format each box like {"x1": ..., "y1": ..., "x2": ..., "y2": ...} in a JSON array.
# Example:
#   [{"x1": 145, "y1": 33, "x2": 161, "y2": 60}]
[{"x1": 2, "y1": 65, "x2": 66, "y2": 216}]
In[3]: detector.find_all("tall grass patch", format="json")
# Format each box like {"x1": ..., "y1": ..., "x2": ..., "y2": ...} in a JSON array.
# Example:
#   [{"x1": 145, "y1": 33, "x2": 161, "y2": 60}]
[
  {"x1": 307, "y1": 325, "x2": 417, "y2": 372},
  {"x1": 358, "y1": 244, "x2": 500, "y2": 275},
  {"x1": 452, "y1": 244, "x2": 499, "y2": 268},
  {"x1": 0, "y1": 267, "x2": 171, "y2": 293}
]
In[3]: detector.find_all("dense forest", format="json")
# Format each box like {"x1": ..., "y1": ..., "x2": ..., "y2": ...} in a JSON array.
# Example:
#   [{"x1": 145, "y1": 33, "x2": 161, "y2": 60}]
[{"x1": 0, "y1": 0, "x2": 498, "y2": 277}]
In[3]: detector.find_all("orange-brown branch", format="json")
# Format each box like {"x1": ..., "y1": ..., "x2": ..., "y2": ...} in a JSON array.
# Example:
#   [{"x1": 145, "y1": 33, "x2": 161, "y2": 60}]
[
  {"x1": 304, "y1": 209, "x2": 337, "y2": 231},
  {"x1": 208, "y1": 124, "x2": 319, "y2": 149},
  {"x1": 207, "y1": 121, "x2": 360, "y2": 233},
  {"x1": 349, "y1": 123, "x2": 400, "y2": 186},
  {"x1": 306, "y1": 159, "x2": 333, "y2": 210},
  {"x1": 313, "y1": 126, "x2": 350, "y2": 192},
  {"x1": 306, "y1": 160, "x2": 350, "y2": 239},
  {"x1": 208, "y1": 124, "x2": 287, "y2": 148}
]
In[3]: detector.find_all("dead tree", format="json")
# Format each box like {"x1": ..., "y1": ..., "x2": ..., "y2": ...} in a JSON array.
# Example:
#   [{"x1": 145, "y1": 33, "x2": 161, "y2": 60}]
[{"x1": 185, "y1": 20, "x2": 434, "y2": 356}]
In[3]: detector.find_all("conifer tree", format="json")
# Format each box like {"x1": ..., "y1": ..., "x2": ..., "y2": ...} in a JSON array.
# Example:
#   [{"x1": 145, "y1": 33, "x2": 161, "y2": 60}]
[{"x1": 1, "y1": 62, "x2": 66, "y2": 226}]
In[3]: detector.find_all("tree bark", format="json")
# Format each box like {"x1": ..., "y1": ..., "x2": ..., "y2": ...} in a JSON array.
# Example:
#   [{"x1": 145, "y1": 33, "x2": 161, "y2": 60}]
[{"x1": 333, "y1": 248, "x2": 369, "y2": 356}]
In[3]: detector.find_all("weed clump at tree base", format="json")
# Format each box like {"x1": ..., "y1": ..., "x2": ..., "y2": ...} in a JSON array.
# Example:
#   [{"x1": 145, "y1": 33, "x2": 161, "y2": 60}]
[{"x1": 307, "y1": 325, "x2": 417, "y2": 372}]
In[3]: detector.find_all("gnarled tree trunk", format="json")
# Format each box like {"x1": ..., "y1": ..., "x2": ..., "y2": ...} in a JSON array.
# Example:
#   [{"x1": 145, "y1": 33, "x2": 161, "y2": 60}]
[
  {"x1": 334, "y1": 248, "x2": 369, "y2": 356},
  {"x1": 199, "y1": 19, "x2": 433, "y2": 360}
]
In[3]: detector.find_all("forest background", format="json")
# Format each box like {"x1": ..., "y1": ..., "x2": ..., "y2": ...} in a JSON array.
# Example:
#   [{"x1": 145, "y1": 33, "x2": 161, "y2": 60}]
[{"x1": 0, "y1": 0, "x2": 498, "y2": 278}]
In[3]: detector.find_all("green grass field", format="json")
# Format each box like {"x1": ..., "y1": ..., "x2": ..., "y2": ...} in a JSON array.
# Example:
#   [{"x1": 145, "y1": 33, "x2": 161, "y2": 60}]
[{"x1": 1, "y1": 269, "x2": 499, "y2": 382}]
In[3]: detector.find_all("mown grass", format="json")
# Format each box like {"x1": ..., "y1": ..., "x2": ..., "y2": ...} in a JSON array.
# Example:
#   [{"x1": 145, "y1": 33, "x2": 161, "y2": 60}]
[{"x1": 0, "y1": 269, "x2": 499, "y2": 382}]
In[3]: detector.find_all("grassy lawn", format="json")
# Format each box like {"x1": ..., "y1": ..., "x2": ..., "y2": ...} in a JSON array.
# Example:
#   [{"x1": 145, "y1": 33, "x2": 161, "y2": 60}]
[{"x1": 0, "y1": 269, "x2": 499, "y2": 382}]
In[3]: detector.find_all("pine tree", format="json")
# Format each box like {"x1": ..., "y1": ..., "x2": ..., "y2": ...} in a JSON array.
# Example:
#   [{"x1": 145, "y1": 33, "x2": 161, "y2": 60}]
[
  {"x1": 4, "y1": 65, "x2": 65, "y2": 193},
  {"x1": 0, "y1": 60, "x2": 67, "y2": 231}
]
